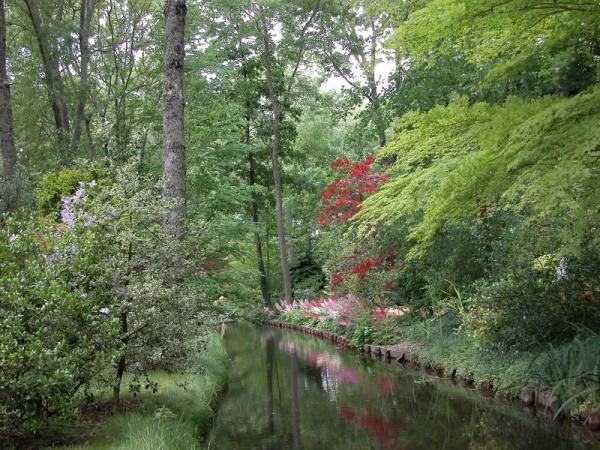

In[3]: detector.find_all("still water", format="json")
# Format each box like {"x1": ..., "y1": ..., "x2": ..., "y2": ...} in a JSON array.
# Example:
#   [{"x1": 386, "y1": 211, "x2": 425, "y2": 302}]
[{"x1": 208, "y1": 323, "x2": 598, "y2": 450}]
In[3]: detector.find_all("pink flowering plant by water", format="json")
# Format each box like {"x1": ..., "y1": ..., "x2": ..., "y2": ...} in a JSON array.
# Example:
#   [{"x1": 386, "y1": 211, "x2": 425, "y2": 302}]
[
  {"x1": 275, "y1": 294, "x2": 362, "y2": 328},
  {"x1": 274, "y1": 293, "x2": 409, "y2": 346}
]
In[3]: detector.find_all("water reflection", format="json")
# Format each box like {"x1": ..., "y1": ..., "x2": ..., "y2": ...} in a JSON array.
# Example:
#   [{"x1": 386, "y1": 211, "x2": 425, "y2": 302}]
[
  {"x1": 208, "y1": 323, "x2": 597, "y2": 450},
  {"x1": 279, "y1": 338, "x2": 361, "y2": 388}
]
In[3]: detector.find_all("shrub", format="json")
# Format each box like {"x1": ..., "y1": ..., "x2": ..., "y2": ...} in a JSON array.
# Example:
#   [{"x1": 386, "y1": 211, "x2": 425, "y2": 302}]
[{"x1": 0, "y1": 216, "x2": 118, "y2": 440}]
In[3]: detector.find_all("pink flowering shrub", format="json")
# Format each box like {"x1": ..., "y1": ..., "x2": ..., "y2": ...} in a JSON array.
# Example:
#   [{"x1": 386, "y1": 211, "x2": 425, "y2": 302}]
[
  {"x1": 276, "y1": 294, "x2": 361, "y2": 327},
  {"x1": 275, "y1": 294, "x2": 410, "y2": 346}
]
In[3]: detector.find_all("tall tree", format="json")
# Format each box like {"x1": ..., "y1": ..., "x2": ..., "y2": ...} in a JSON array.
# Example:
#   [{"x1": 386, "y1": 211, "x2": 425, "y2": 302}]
[
  {"x1": 0, "y1": 0, "x2": 17, "y2": 212},
  {"x1": 24, "y1": 0, "x2": 71, "y2": 151},
  {"x1": 257, "y1": 0, "x2": 321, "y2": 303},
  {"x1": 162, "y1": 0, "x2": 187, "y2": 239},
  {"x1": 71, "y1": 0, "x2": 98, "y2": 156},
  {"x1": 316, "y1": 1, "x2": 394, "y2": 147}
]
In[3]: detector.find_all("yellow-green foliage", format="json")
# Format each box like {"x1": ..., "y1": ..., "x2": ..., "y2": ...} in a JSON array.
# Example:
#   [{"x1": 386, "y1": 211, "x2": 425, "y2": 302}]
[
  {"x1": 356, "y1": 87, "x2": 600, "y2": 257},
  {"x1": 35, "y1": 164, "x2": 106, "y2": 217},
  {"x1": 390, "y1": 0, "x2": 600, "y2": 73}
]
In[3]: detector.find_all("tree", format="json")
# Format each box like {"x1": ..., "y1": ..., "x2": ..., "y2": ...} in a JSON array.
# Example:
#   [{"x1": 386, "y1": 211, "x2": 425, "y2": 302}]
[
  {"x1": 389, "y1": 0, "x2": 600, "y2": 97},
  {"x1": 71, "y1": 0, "x2": 98, "y2": 156},
  {"x1": 23, "y1": 0, "x2": 71, "y2": 152},
  {"x1": 0, "y1": 0, "x2": 17, "y2": 212},
  {"x1": 241, "y1": 60, "x2": 272, "y2": 305},
  {"x1": 257, "y1": 0, "x2": 322, "y2": 303},
  {"x1": 316, "y1": 1, "x2": 395, "y2": 148},
  {"x1": 163, "y1": 0, "x2": 187, "y2": 240}
]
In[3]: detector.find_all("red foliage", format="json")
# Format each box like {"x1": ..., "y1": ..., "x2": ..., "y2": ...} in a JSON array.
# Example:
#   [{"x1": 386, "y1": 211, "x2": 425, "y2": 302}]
[
  {"x1": 319, "y1": 154, "x2": 387, "y2": 225},
  {"x1": 329, "y1": 249, "x2": 396, "y2": 289}
]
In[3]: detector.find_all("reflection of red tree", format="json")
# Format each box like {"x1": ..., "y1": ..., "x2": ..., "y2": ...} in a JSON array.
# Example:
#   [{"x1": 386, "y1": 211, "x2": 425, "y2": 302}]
[
  {"x1": 338, "y1": 405, "x2": 411, "y2": 450},
  {"x1": 375, "y1": 376, "x2": 392, "y2": 392}
]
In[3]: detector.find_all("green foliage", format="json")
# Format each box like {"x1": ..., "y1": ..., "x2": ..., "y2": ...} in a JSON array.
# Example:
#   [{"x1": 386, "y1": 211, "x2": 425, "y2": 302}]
[
  {"x1": 539, "y1": 328, "x2": 600, "y2": 417},
  {"x1": 390, "y1": 0, "x2": 599, "y2": 97},
  {"x1": 359, "y1": 89, "x2": 600, "y2": 255},
  {"x1": 352, "y1": 88, "x2": 600, "y2": 347},
  {"x1": 0, "y1": 216, "x2": 118, "y2": 440},
  {"x1": 290, "y1": 253, "x2": 326, "y2": 299},
  {"x1": 1, "y1": 161, "x2": 204, "y2": 442},
  {"x1": 348, "y1": 313, "x2": 376, "y2": 346},
  {"x1": 61, "y1": 333, "x2": 229, "y2": 450},
  {"x1": 279, "y1": 310, "x2": 318, "y2": 327},
  {"x1": 35, "y1": 163, "x2": 107, "y2": 217}
]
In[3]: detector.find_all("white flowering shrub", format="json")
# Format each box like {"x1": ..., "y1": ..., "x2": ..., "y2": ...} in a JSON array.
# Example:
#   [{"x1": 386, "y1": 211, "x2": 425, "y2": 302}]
[
  {"x1": 0, "y1": 216, "x2": 119, "y2": 439},
  {"x1": 1, "y1": 161, "x2": 199, "y2": 441}
]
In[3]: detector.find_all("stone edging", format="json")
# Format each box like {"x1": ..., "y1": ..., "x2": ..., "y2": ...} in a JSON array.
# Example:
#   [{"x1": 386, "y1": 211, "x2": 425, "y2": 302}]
[{"x1": 264, "y1": 319, "x2": 600, "y2": 432}]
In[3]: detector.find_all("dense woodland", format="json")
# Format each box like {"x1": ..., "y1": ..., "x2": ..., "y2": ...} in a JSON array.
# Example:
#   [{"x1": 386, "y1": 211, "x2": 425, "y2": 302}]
[{"x1": 0, "y1": 0, "x2": 599, "y2": 447}]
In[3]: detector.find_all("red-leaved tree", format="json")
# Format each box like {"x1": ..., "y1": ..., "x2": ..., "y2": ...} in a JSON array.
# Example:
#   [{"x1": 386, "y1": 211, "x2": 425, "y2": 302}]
[
  {"x1": 319, "y1": 155, "x2": 392, "y2": 290},
  {"x1": 318, "y1": 154, "x2": 388, "y2": 224}
]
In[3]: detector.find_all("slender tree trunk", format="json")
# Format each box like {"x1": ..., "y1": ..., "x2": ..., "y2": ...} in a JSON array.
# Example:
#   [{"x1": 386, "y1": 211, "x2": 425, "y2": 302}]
[
  {"x1": 369, "y1": 80, "x2": 386, "y2": 148},
  {"x1": 0, "y1": 0, "x2": 17, "y2": 212},
  {"x1": 112, "y1": 311, "x2": 127, "y2": 411},
  {"x1": 162, "y1": 0, "x2": 186, "y2": 240},
  {"x1": 24, "y1": 0, "x2": 70, "y2": 151},
  {"x1": 85, "y1": 116, "x2": 96, "y2": 159},
  {"x1": 260, "y1": 13, "x2": 293, "y2": 303},
  {"x1": 270, "y1": 114, "x2": 293, "y2": 302},
  {"x1": 249, "y1": 151, "x2": 271, "y2": 306},
  {"x1": 71, "y1": 0, "x2": 97, "y2": 154},
  {"x1": 0, "y1": 0, "x2": 16, "y2": 210},
  {"x1": 368, "y1": 21, "x2": 386, "y2": 148},
  {"x1": 244, "y1": 86, "x2": 271, "y2": 306}
]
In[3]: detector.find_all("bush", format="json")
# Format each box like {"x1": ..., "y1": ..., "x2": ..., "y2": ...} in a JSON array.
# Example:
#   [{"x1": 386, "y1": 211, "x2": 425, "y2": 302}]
[
  {"x1": 1, "y1": 161, "x2": 201, "y2": 441},
  {"x1": 0, "y1": 217, "x2": 118, "y2": 440}
]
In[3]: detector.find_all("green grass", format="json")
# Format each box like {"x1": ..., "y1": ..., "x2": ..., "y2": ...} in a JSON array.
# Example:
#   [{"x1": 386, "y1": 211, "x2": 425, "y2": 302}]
[
  {"x1": 51, "y1": 333, "x2": 228, "y2": 450},
  {"x1": 396, "y1": 315, "x2": 548, "y2": 396}
]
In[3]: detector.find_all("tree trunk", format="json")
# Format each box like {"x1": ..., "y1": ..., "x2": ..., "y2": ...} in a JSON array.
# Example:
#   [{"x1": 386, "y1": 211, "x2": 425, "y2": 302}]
[
  {"x1": 260, "y1": 13, "x2": 293, "y2": 303},
  {"x1": 0, "y1": 0, "x2": 17, "y2": 212},
  {"x1": 71, "y1": 0, "x2": 97, "y2": 155},
  {"x1": 24, "y1": 0, "x2": 70, "y2": 152},
  {"x1": 271, "y1": 114, "x2": 293, "y2": 302},
  {"x1": 368, "y1": 20, "x2": 386, "y2": 148},
  {"x1": 249, "y1": 151, "x2": 271, "y2": 306},
  {"x1": 162, "y1": 0, "x2": 186, "y2": 240},
  {"x1": 112, "y1": 311, "x2": 127, "y2": 411}
]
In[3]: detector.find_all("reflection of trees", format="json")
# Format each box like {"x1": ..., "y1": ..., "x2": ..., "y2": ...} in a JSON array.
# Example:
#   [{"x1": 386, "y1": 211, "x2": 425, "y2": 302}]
[
  {"x1": 210, "y1": 325, "x2": 580, "y2": 450},
  {"x1": 266, "y1": 335, "x2": 275, "y2": 436},
  {"x1": 279, "y1": 338, "x2": 361, "y2": 387},
  {"x1": 290, "y1": 354, "x2": 304, "y2": 450}
]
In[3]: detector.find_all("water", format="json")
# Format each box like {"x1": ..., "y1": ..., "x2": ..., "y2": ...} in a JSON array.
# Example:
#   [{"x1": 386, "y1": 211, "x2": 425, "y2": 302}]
[{"x1": 208, "y1": 323, "x2": 599, "y2": 450}]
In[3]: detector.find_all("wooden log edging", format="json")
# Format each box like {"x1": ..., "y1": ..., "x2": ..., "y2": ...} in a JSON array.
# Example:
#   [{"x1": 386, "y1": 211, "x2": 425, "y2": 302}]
[{"x1": 263, "y1": 319, "x2": 600, "y2": 430}]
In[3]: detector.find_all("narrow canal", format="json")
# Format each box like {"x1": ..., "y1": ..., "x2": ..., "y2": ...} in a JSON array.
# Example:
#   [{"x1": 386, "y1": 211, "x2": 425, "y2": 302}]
[{"x1": 208, "y1": 323, "x2": 597, "y2": 450}]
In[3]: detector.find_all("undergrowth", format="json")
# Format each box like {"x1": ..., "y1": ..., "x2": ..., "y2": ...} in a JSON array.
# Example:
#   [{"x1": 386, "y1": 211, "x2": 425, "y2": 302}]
[{"x1": 50, "y1": 333, "x2": 228, "y2": 450}]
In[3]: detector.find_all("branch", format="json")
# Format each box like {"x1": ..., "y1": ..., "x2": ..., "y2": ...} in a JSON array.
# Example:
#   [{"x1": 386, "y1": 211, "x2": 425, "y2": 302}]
[
  {"x1": 284, "y1": 0, "x2": 322, "y2": 102},
  {"x1": 325, "y1": 51, "x2": 372, "y2": 102}
]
